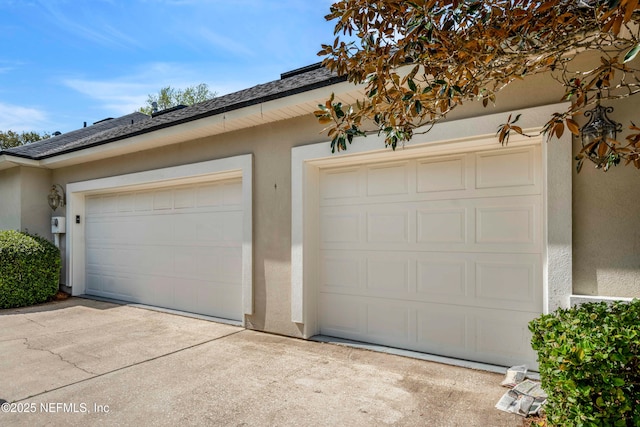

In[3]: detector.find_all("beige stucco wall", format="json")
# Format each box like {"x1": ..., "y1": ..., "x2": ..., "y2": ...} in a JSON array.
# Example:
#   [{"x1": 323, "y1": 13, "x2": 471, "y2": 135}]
[
  {"x1": 0, "y1": 167, "x2": 52, "y2": 238},
  {"x1": 19, "y1": 167, "x2": 54, "y2": 239},
  {"x1": 0, "y1": 167, "x2": 22, "y2": 231},
  {"x1": 571, "y1": 94, "x2": 640, "y2": 297}
]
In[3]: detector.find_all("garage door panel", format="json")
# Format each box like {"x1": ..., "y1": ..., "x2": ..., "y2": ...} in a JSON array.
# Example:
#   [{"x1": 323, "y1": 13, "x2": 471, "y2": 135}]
[
  {"x1": 104, "y1": 275, "x2": 131, "y2": 298},
  {"x1": 366, "y1": 211, "x2": 410, "y2": 243},
  {"x1": 213, "y1": 248, "x2": 243, "y2": 284},
  {"x1": 191, "y1": 215, "x2": 222, "y2": 242},
  {"x1": 143, "y1": 276, "x2": 174, "y2": 307},
  {"x1": 475, "y1": 147, "x2": 537, "y2": 189},
  {"x1": 196, "y1": 183, "x2": 223, "y2": 206},
  {"x1": 473, "y1": 309, "x2": 537, "y2": 365},
  {"x1": 476, "y1": 205, "x2": 536, "y2": 245},
  {"x1": 152, "y1": 190, "x2": 173, "y2": 210},
  {"x1": 320, "y1": 295, "x2": 414, "y2": 344},
  {"x1": 219, "y1": 180, "x2": 244, "y2": 206},
  {"x1": 86, "y1": 273, "x2": 102, "y2": 293},
  {"x1": 173, "y1": 247, "x2": 225, "y2": 279},
  {"x1": 221, "y1": 213, "x2": 244, "y2": 242},
  {"x1": 417, "y1": 258, "x2": 467, "y2": 298},
  {"x1": 321, "y1": 212, "x2": 361, "y2": 243},
  {"x1": 318, "y1": 145, "x2": 542, "y2": 367},
  {"x1": 322, "y1": 256, "x2": 362, "y2": 289},
  {"x1": 417, "y1": 155, "x2": 468, "y2": 193},
  {"x1": 174, "y1": 187, "x2": 196, "y2": 209},
  {"x1": 366, "y1": 303, "x2": 410, "y2": 341},
  {"x1": 320, "y1": 166, "x2": 361, "y2": 201},
  {"x1": 101, "y1": 195, "x2": 119, "y2": 213},
  {"x1": 318, "y1": 293, "x2": 363, "y2": 335},
  {"x1": 475, "y1": 257, "x2": 540, "y2": 310},
  {"x1": 197, "y1": 282, "x2": 242, "y2": 319},
  {"x1": 417, "y1": 307, "x2": 467, "y2": 351},
  {"x1": 134, "y1": 192, "x2": 153, "y2": 211},
  {"x1": 417, "y1": 208, "x2": 467, "y2": 244},
  {"x1": 366, "y1": 257, "x2": 410, "y2": 293},
  {"x1": 116, "y1": 193, "x2": 134, "y2": 212},
  {"x1": 419, "y1": 305, "x2": 537, "y2": 366},
  {"x1": 85, "y1": 178, "x2": 243, "y2": 321},
  {"x1": 366, "y1": 162, "x2": 409, "y2": 196}
]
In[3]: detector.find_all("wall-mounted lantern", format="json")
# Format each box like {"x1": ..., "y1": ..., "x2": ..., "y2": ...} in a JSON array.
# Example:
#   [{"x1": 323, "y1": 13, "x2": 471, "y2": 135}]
[
  {"x1": 47, "y1": 184, "x2": 66, "y2": 211},
  {"x1": 580, "y1": 94, "x2": 623, "y2": 170}
]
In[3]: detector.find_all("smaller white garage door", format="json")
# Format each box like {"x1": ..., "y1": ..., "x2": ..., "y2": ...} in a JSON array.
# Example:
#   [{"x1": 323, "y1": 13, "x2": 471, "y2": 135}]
[
  {"x1": 85, "y1": 178, "x2": 243, "y2": 321},
  {"x1": 318, "y1": 145, "x2": 542, "y2": 367}
]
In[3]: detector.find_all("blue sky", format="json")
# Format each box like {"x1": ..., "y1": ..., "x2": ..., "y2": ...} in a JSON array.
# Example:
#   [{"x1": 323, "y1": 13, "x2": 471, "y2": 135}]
[{"x1": 0, "y1": 0, "x2": 337, "y2": 133}]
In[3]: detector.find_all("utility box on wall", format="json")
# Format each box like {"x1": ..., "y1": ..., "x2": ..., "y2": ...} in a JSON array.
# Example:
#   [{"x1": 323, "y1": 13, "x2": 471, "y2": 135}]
[{"x1": 51, "y1": 216, "x2": 66, "y2": 234}]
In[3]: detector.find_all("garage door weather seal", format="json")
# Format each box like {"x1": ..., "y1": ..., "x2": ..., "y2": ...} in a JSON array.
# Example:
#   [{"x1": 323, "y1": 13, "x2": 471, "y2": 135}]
[
  {"x1": 311, "y1": 335, "x2": 520, "y2": 375},
  {"x1": 78, "y1": 295, "x2": 243, "y2": 327}
]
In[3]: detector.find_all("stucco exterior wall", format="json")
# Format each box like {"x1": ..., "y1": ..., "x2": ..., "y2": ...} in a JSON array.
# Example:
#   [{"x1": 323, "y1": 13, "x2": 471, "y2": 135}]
[
  {"x1": 19, "y1": 167, "x2": 53, "y2": 239},
  {"x1": 571, "y1": 94, "x2": 640, "y2": 298},
  {"x1": 0, "y1": 167, "x2": 21, "y2": 231},
  {"x1": 0, "y1": 167, "x2": 51, "y2": 237}
]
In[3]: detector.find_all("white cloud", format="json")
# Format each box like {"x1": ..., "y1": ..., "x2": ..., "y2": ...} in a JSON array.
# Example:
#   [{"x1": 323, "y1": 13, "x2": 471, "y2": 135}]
[
  {"x1": 37, "y1": 0, "x2": 141, "y2": 49},
  {"x1": 63, "y1": 79, "x2": 149, "y2": 115},
  {"x1": 61, "y1": 62, "x2": 238, "y2": 115},
  {"x1": 198, "y1": 28, "x2": 255, "y2": 57},
  {"x1": 59, "y1": 58, "x2": 287, "y2": 120},
  {"x1": 0, "y1": 102, "x2": 49, "y2": 132}
]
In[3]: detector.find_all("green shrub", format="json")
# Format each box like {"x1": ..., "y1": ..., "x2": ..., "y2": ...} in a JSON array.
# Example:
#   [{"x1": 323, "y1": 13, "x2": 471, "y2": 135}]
[
  {"x1": 0, "y1": 230, "x2": 61, "y2": 309},
  {"x1": 529, "y1": 300, "x2": 640, "y2": 427}
]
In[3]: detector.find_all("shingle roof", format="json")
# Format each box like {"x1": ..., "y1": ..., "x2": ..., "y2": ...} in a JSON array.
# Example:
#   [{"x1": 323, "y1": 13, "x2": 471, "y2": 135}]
[
  {"x1": 4, "y1": 112, "x2": 151, "y2": 159},
  {"x1": 1, "y1": 63, "x2": 345, "y2": 161}
]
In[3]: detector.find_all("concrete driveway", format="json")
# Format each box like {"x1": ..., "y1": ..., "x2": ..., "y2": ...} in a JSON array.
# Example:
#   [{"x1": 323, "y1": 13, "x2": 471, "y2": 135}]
[{"x1": 0, "y1": 298, "x2": 522, "y2": 426}]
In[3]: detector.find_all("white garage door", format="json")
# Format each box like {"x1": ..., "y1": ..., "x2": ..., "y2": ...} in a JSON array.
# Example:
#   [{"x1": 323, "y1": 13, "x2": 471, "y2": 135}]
[
  {"x1": 318, "y1": 145, "x2": 542, "y2": 367},
  {"x1": 85, "y1": 178, "x2": 243, "y2": 321}
]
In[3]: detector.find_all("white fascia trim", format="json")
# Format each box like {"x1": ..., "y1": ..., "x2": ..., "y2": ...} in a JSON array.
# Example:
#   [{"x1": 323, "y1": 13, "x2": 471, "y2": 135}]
[
  {"x1": 66, "y1": 154, "x2": 254, "y2": 318},
  {"x1": 0, "y1": 155, "x2": 42, "y2": 170},
  {"x1": 292, "y1": 103, "x2": 572, "y2": 334},
  {"x1": 39, "y1": 81, "x2": 362, "y2": 170}
]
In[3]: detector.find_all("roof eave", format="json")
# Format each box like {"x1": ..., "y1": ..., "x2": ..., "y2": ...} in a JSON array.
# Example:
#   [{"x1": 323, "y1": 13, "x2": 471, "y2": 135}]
[
  {"x1": 35, "y1": 74, "x2": 349, "y2": 162},
  {"x1": 0, "y1": 154, "x2": 43, "y2": 170},
  {"x1": 38, "y1": 78, "x2": 364, "y2": 169}
]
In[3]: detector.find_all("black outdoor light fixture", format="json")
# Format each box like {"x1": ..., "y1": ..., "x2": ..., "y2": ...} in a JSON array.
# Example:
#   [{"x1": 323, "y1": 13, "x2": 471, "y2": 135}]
[
  {"x1": 580, "y1": 93, "x2": 623, "y2": 169},
  {"x1": 48, "y1": 184, "x2": 66, "y2": 211}
]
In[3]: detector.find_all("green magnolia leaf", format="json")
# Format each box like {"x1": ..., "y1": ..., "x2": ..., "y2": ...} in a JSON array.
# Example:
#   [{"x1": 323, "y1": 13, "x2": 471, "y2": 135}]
[{"x1": 623, "y1": 44, "x2": 640, "y2": 63}]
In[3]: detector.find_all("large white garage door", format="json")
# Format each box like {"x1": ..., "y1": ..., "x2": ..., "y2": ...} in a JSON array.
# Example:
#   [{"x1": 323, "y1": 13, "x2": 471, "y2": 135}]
[
  {"x1": 85, "y1": 178, "x2": 243, "y2": 321},
  {"x1": 318, "y1": 145, "x2": 542, "y2": 367}
]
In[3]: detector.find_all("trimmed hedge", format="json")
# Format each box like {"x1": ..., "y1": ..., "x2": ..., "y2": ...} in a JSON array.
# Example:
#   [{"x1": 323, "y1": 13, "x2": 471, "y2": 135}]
[
  {"x1": 0, "y1": 230, "x2": 61, "y2": 309},
  {"x1": 529, "y1": 300, "x2": 640, "y2": 427}
]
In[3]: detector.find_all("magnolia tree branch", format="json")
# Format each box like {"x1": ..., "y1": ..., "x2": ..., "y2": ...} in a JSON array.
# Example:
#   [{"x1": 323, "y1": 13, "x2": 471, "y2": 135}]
[{"x1": 315, "y1": 0, "x2": 640, "y2": 171}]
